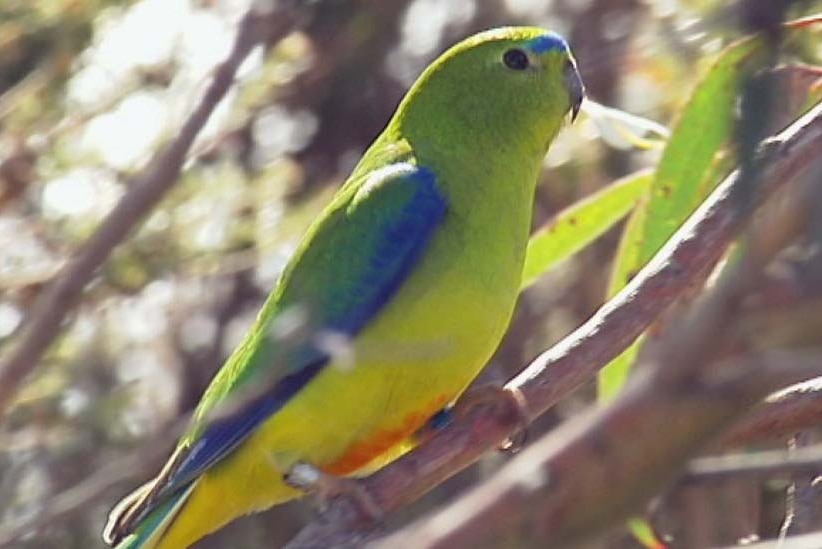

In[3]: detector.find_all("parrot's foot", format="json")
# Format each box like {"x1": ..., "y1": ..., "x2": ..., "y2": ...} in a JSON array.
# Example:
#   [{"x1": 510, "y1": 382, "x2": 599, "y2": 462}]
[
  {"x1": 454, "y1": 385, "x2": 531, "y2": 453},
  {"x1": 284, "y1": 462, "x2": 384, "y2": 522}
]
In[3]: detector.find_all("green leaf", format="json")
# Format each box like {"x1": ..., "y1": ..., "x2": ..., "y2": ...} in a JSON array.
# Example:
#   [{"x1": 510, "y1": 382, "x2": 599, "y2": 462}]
[
  {"x1": 598, "y1": 201, "x2": 647, "y2": 400},
  {"x1": 521, "y1": 170, "x2": 652, "y2": 290},
  {"x1": 643, "y1": 37, "x2": 762, "y2": 264},
  {"x1": 598, "y1": 37, "x2": 764, "y2": 399}
]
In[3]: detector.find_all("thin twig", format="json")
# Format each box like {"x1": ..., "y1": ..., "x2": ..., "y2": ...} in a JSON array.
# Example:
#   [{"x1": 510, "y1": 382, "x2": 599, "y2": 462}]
[
  {"x1": 723, "y1": 377, "x2": 822, "y2": 446},
  {"x1": 685, "y1": 444, "x2": 822, "y2": 484}
]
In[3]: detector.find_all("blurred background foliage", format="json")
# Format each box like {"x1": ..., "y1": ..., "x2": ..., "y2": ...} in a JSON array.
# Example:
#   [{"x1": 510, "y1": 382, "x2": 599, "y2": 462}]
[{"x1": 2, "y1": 0, "x2": 822, "y2": 547}]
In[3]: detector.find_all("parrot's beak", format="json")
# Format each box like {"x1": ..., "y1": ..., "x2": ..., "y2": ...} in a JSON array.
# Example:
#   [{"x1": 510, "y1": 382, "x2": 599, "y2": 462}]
[{"x1": 565, "y1": 61, "x2": 585, "y2": 123}]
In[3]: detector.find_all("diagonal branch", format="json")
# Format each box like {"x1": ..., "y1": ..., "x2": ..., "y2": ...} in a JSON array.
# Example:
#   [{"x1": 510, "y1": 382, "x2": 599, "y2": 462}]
[
  {"x1": 286, "y1": 99, "x2": 822, "y2": 548},
  {"x1": 369, "y1": 94, "x2": 822, "y2": 547},
  {"x1": 377, "y1": 351, "x2": 822, "y2": 549},
  {"x1": 0, "y1": 4, "x2": 301, "y2": 417},
  {"x1": 722, "y1": 377, "x2": 822, "y2": 446}
]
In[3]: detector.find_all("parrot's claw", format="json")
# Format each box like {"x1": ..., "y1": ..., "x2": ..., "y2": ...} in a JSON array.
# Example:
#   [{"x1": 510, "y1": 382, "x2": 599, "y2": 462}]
[
  {"x1": 284, "y1": 462, "x2": 384, "y2": 522},
  {"x1": 454, "y1": 385, "x2": 531, "y2": 453}
]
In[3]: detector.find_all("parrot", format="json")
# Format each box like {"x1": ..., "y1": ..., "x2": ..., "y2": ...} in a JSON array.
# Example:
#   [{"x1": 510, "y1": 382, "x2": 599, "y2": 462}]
[{"x1": 103, "y1": 26, "x2": 584, "y2": 549}]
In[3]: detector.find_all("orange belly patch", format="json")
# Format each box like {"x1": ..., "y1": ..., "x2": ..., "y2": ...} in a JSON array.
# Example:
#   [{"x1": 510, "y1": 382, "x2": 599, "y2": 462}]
[{"x1": 323, "y1": 394, "x2": 450, "y2": 476}]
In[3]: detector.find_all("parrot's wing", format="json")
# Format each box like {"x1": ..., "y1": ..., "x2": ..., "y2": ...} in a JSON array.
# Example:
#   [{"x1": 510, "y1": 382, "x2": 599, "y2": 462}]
[{"x1": 110, "y1": 162, "x2": 447, "y2": 536}]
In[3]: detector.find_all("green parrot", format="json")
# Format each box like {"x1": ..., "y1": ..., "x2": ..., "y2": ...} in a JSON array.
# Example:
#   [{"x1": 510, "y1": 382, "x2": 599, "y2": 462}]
[{"x1": 103, "y1": 26, "x2": 584, "y2": 549}]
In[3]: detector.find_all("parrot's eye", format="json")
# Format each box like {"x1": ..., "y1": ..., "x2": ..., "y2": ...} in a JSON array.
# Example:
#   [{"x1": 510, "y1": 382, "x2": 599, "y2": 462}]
[{"x1": 503, "y1": 49, "x2": 529, "y2": 71}]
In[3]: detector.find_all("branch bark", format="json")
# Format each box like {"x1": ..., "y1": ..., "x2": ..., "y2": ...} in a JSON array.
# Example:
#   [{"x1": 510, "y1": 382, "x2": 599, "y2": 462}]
[
  {"x1": 375, "y1": 352, "x2": 822, "y2": 549},
  {"x1": 722, "y1": 377, "x2": 822, "y2": 446},
  {"x1": 286, "y1": 99, "x2": 822, "y2": 548}
]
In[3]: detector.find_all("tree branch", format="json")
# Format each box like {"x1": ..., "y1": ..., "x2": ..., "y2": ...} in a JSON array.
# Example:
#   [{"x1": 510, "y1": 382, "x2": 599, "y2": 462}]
[
  {"x1": 722, "y1": 377, "x2": 822, "y2": 446},
  {"x1": 375, "y1": 350, "x2": 822, "y2": 549},
  {"x1": 286, "y1": 99, "x2": 822, "y2": 548},
  {"x1": 686, "y1": 443, "x2": 822, "y2": 484}
]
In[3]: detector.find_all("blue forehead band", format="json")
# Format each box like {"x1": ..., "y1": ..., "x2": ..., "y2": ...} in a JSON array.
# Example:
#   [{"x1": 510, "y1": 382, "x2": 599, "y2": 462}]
[{"x1": 527, "y1": 33, "x2": 569, "y2": 54}]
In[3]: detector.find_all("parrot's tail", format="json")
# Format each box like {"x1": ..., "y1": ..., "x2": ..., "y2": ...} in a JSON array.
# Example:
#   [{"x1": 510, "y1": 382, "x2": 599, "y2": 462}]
[{"x1": 105, "y1": 481, "x2": 196, "y2": 549}]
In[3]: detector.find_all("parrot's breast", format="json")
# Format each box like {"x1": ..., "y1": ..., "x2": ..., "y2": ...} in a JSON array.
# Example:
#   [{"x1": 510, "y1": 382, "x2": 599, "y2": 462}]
[
  {"x1": 272, "y1": 179, "x2": 533, "y2": 475},
  {"x1": 157, "y1": 166, "x2": 535, "y2": 549}
]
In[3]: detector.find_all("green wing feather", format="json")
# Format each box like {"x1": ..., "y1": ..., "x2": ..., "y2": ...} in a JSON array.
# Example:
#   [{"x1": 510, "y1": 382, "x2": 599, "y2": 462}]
[{"x1": 104, "y1": 154, "x2": 447, "y2": 545}]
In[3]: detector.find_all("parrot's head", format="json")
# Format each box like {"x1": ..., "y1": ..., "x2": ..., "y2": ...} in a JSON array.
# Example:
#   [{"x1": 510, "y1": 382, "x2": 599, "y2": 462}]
[{"x1": 396, "y1": 27, "x2": 584, "y2": 160}]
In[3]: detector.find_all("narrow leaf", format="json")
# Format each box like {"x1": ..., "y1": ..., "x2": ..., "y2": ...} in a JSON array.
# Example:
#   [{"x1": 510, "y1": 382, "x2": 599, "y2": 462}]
[
  {"x1": 521, "y1": 170, "x2": 652, "y2": 290},
  {"x1": 643, "y1": 37, "x2": 762, "y2": 262},
  {"x1": 599, "y1": 37, "x2": 763, "y2": 398},
  {"x1": 598, "y1": 201, "x2": 647, "y2": 400}
]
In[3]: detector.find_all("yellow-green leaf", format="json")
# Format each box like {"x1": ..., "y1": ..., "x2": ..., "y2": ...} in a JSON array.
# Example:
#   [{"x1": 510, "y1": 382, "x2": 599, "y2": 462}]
[
  {"x1": 598, "y1": 201, "x2": 647, "y2": 400},
  {"x1": 521, "y1": 170, "x2": 652, "y2": 290},
  {"x1": 599, "y1": 36, "x2": 764, "y2": 398}
]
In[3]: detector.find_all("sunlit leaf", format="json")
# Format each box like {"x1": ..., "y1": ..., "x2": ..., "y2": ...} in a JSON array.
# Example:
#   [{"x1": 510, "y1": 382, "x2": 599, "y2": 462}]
[
  {"x1": 598, "y1": 36, "x2": 764, "y2": 398},
  {"x1": 521, "y1": 170, "x2": 652, "y2": 290},
  {"x1": 643, "y1": 38, "x2": 762, "y2": 258},
  {"x1": 598, "y1": 200, "x2": 648, "y2": 400}
]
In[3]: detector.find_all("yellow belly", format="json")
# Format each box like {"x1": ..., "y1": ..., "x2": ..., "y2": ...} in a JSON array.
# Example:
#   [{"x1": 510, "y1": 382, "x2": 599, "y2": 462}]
[{"x1": 157, "y1": 223, "x2": 524, "y2": 548}]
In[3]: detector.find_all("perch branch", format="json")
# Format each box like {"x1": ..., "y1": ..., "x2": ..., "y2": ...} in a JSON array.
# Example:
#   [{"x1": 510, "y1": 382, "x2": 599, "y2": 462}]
[{"x1": 286, "y1": 99, "x2": 822, "y2": 548}]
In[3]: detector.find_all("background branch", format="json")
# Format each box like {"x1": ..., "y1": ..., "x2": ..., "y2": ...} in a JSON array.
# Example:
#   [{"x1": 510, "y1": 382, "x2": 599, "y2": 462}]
[
  {"x1": 722, "y1": 377, "x2": 822, "y2": 446},
  {"x1": 0, "y1": 3, "x2": 300, "y2": 417},
  {"x1": 686, "y1": 443, "x2": 822, "y2": 483}
]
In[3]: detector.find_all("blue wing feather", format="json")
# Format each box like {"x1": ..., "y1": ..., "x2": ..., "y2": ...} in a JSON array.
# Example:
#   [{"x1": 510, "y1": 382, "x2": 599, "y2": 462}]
[
  {"x1": 168, "y1": 356, "x2": 326, "y2": 488},
  {"x1": 158, "y1": 163, "x2": 446, "y2": 500}
]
